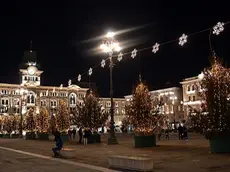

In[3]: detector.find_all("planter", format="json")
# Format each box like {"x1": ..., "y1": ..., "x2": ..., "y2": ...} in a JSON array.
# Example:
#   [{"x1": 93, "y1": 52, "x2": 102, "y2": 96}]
[
  {"x1": 49, "y1": 134, "x2": 55, "y2": 141},
  {"x1": 25, "y1": 132, "x2": 36, "y2": 140},
  {"x1": 0, "y1": 134, "x2": 3, "y2": 138},
  {"x1": 3, "y1": 134, "x2": 11, "y2": 138},
  {"x1": 11, "y1": 134, "x2": 20, "y2": 138},
  {"x1": 88, "y1": 133, "x2": 101, "y2": 144},
  {"x1": 60, "y1": 148, "x2": 77, "y2": 158},
  {"x1": 209, "y1": 135, "x2": 230, "y2": 153},
  {"x1": 60, "y1": 134, "x2": 69, "y2": 142},
  {"x1": 134, "y1": 134, "x2": 156, "y2": 148},
  {"x1": 38, "y1": 133, "x2": 49, "y2": 140}
]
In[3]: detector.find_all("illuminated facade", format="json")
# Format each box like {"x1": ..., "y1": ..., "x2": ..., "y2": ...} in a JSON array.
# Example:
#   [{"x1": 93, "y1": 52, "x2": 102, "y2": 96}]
[{"x1": 180, "y1": 75, "x2": 203, "y2": 119}]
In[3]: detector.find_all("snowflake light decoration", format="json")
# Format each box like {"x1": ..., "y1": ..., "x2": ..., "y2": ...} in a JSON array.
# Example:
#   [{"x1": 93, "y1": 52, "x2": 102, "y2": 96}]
[
  {"x1": 152, "y1": 43, "x2": 160, "y2": 53},
  {"x1": 117, "y1": 52, "x2": 123, "y2": 61},
  {"x1": 77, "y1": 74, "x2": 81, "y2": 82},
  {"x1": 101, "y1": 59, "x2": 106, "y2": 68},
  {"x1": 131, "y1": 48, "x2": 137, "y2": 58},
  {"x1": 213, "y1": 22, "x2": 224, "y2": 35},
  {"x1": 88, "y1": 68, "x2": 92, "y2": 76},
  {"x1": 68, "y1": 79, "x2": 72, "y2": 86},
  {"x1": 179, "y1": 34, "x2": 188, "y2": 46}
]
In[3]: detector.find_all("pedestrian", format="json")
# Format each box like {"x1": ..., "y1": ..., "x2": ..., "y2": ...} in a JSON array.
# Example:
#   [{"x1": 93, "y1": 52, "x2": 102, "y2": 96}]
[
  {"x1": 183, "y1": 126, "x2": 188, "y2": 140},
  {"x1": 83, "y1": 128, "x2": 89, "y2": 145},
  {"x1": 165, "y1": 129, "x2": 169, "y2": 140},
  {"x1": 78, "y1": 127, "x2": 83, "y2": 144},
  {"x1": 101, "y1": 125, "x2": 104, "y2": 134},
  {"x1": 68, "y1": 129, "x2": 72, "y2": 140},
  {"x1": 52, "y1": 129, "x2": 63, "y2": 157},
  {"x1": 178, "y1": 124, "x2": 183, "y2": 140},
  {"x1": 72, "y1": 128, "x2": 76, "y2": 140}
]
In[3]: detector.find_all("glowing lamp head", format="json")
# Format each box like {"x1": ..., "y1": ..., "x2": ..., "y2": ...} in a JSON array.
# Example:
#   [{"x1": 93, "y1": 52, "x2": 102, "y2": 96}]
[{"x1": 106, "y1": 32, "x2": 115, "y2": 38}]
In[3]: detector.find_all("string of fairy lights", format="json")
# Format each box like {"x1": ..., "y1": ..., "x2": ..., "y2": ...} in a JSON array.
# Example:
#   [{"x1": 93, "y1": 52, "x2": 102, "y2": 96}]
[{"x1": 62, "y1": 21, "x2": 229, "y2": 88}]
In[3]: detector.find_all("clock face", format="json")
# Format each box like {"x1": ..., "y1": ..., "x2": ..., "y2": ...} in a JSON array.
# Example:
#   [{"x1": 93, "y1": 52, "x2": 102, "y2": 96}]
[{"x1": 27, "y1": 66, "x2": 37, "y2": 75}]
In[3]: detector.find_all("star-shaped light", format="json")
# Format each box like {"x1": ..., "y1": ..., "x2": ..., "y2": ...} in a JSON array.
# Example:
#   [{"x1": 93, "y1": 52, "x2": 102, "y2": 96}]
[
  {"x1": 117, "y1": 52, "x2": 123, "y2": 61},
  {"x1": 88, "y1": 68, "x2": 92, "y2": 76},
  {"x1": 213, "y1": 22, "x2": 224, "y2": 35},
  {"x1": 152, "y1": 43, "x2": 160, "y2": 53},
  {"x1": 131, "y1": 48, "x2": 137, "y2": 58},
  {"x1": 101, "y1": 59, "x2": 106, "y2": 68},
  {"x1": 77, "y1": 74, "x2": 81, "y2": 82},
  {"x1": 68, "y1": 79, "x2": 72, "y2": 86},
  {"x1": 179, "y1": 34, "x2": 188, "y2": 46}
]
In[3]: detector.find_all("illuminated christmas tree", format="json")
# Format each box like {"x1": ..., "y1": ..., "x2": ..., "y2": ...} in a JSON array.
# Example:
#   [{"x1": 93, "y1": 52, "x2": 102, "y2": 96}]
[
  {"x1": 36, "y1": 107, "x2": 49, "y2": 133},
  {"x1": 0, "y1": 116, "x2": 3, "y2": 132},
  {"x1": 2, "y1": 116, "x2": 12, "y2": 133},
  {"x1": 24, "y1": 108, "x2": 36, "y2": 132},
  {"x1": 11, "y1": 115, "x2": 20, "y2": 132},
  {"x1": 56, "y1": 100, "x2": 70, "y2": 132},
  {"x1": 193, "y1": 58, "x2": 230, "y2": 138},
  {"x1": 125, "y1": 81, "x2": 164, "y2": 136},
  {"x1": 75, "y1": 91, "x2": 109, "y2": 129},
  {"x1": 49, "y1": 114, "x2": 57, "y2": 132}
]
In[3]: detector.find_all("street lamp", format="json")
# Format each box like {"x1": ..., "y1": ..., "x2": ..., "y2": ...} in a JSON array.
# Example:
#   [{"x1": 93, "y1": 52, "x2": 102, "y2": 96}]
[
  {"x1": 100, "y1": 31, "x2": 121, "y2": 144},
  {"x1": 170, "y1": 95, "x2": 178, "y2": 128},
  {"x1": 16, "y1": 88, "x2": 28, "y2": 138}
]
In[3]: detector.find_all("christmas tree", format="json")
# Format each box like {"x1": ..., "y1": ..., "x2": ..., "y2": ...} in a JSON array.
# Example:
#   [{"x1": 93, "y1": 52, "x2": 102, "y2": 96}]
[
  {"x1": 24, "y1": 108, "x2": 36, "y2": 132},
  {"x1": 49, "y1": 114, "x2": 57, "y2": 133},
  {"x1": 10, "y1": 115, "x2": 20, "y2": 132},
  {"x1": 75, "y1": 91, "x2": 109, "y2": 129},
  {"x1": 56, "y1": 100, "x2": 70, "y2": 132},
  {"x1": 193, "y1": 58, "x2": 230, "y2": 138},
  {"x1": 125, "y1": 82, "x2": 165, "y2": 136},
  {"x1": 36, "y1": 107, "x2": 49, "y2": 133},
  {"x1": 2, "y1": 116, "x2": 12, "y2": 133},
  {"x1": 0, "y1": 115, "x2": 3, "y2": 132}
]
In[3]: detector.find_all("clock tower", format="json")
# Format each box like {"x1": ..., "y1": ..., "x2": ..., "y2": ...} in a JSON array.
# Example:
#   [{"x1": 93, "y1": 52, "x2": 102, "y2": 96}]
[{"x1": 19, "y1": 50, "x2": 43, "y2": 86}]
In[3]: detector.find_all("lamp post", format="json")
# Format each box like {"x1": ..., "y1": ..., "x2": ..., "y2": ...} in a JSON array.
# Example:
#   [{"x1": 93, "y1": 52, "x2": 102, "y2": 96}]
[
  {"x1": 16, "y1": 88, "x2": 28, "y2": 138},
  {"x1": 170, "y1": 95, "x2": 177, "y2": 128},
  {"x1": 100, "y1": 31, "x2": 121, "y2": 144}
]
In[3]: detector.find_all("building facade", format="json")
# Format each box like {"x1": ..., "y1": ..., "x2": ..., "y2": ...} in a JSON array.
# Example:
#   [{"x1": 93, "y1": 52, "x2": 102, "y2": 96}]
[
  {"x1": 180, "y1": 74, "x2": 203, "y2": 119},
  {"x1": 99, "y1": 98, "x2": 126, "y2": 126}
]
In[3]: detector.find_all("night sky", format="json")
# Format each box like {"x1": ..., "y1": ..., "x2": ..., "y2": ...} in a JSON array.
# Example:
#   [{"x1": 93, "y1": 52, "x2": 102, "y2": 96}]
[{"x1": 1, "y1": 1, "x2": 230, "y2": 97}]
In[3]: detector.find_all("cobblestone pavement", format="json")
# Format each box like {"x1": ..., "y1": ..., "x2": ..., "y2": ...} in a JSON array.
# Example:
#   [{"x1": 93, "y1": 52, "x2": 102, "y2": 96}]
[
  {"x1": 0, "y1": 149, "x2": 103, "y2": 172},
  {"x1": 1, "y1": 134, "x2": 230, "y2": 172}
]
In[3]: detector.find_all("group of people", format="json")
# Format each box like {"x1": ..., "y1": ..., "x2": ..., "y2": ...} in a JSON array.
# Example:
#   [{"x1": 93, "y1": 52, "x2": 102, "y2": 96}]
[{"x1": 67, "y1": 128, "x2": 77, "y2": 140}]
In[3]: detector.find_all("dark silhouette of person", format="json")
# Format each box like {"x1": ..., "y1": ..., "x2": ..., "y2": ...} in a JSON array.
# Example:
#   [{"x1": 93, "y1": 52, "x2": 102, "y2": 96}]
[
  {"x1": 78, "y1": 127, "x2": 83, "y2": 144},
  {"x1": 72, "y1": 128, "x2": 76, "y2": 140},
  {"x1": 178, "y1": 124, "x2": 183, "y2": 140},
  {"x1": 52, "y1": 129, "x2": 63, "y2": 157}
]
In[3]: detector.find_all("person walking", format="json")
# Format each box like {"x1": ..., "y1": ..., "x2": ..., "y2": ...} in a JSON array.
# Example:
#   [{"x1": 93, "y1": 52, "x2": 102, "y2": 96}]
[
  {"x1": 78, "y1": 127, "x2": 83, "y2": 144},
  {"x1": 52, "y1": 129, "x2": 63, "y2": 157},
  {"x1": 178, "y1": 124, "x2": 183, "y2": 140},
  {"x1": 72, "y1": 128, "x2": 76, "y2": 140}
]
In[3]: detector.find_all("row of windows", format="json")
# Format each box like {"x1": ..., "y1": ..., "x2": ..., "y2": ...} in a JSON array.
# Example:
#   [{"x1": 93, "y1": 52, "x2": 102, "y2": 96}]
[
  {"x1": 188, "y1": 96, "x2": 196, "y2": 101},
  {"x1": 103, "y1": 101, "x2": 125, "y2": 107},
  {"x1": 23, "y1": 76, "x2": 39, "y2": 82}
]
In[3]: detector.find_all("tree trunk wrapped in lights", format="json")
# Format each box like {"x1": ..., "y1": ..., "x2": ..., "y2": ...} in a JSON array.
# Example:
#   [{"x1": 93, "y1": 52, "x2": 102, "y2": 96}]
[
  {"x1": 36, "y1": 107, "x2": 49, "y2": 133},
  {"x1": 56, "y1": 100, "x2": 70, "y2": 132},
  {"x1": 125, "y1": 82, "x2": 165, "y2": 136},
  {"x1": 191, "y1": 58, "x2": 230, "y2": 153},
  {"x1": 49, "y1": 114, "x2": 57, "y2": 133},
  {"x1": 24, "y1": 108, "x2": 36, "y2": 132},
  {"x1": 75, "y1": 91, "x2": 109, "y2": 129}
]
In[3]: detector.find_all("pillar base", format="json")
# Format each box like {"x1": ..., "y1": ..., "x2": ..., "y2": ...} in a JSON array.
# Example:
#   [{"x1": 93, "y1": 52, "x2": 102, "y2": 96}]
[{"x1": 107, "y1": 135, "x2": 118, "y2": 145}]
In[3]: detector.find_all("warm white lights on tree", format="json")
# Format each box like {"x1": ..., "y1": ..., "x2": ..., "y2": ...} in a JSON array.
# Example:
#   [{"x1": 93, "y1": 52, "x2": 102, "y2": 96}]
[
  {"x1": 88, "y1": 68, "x2": 93, "y2": 76},
  {"x1": 152, "y1": 43, "x2": 160, "y2": 53},
  {"x1": 179, "y1": 34, "x2": 188, "y2": 46},
  {"x1": 78, "y1": 74, "x2": 81, "y2": 82},
  {"x1": 101, "y1": 59, "x2": 106, "y2": 68},
  {"x1": 213, "y1": 22, "x2": 224, "y2": 35},
  {"x1": 131, "y1": 48, "x2": 137, "y2": 58}
]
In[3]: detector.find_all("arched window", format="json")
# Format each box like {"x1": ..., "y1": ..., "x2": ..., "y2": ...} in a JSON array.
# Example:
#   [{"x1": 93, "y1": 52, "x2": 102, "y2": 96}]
[
  {"x1": 69, "y1": 93, "x2": 76, "y2": 105},
  {"x1": 27, "y1": 92, "x2": 35, "y2": 104}
]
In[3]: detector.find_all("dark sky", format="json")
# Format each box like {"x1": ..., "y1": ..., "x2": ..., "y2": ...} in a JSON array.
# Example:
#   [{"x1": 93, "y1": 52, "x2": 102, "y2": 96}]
[{"x1": 1, "y1": 1, "x2": 230, "y2": 97}]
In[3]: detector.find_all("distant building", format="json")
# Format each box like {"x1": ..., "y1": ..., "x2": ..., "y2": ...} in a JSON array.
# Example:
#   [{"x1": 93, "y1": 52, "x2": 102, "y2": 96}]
[
  {"x1": 180, "y1": 74, "x2": 203, "y2": 119},
  {"x1": 99, "y1": 98, "x2": 126, "y2": 126}
]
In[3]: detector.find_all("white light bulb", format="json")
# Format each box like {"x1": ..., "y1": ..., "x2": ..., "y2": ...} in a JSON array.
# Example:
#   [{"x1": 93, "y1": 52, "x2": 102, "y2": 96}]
[{"x1": 106, "y1": 32, "x2": 115, "y2": 38}]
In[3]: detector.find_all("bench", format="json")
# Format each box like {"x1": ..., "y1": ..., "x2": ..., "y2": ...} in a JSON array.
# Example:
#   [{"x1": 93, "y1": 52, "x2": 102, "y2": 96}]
[
  {"x1": 108, "y1": 155, "x2": 153, "y2": 171},
  {"x1": 59, "y1": 148, "x2": 77, "y2": 158}
]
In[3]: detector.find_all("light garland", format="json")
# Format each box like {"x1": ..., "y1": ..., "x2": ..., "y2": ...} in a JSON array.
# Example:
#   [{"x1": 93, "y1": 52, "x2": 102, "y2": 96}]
[{"x1": 61, "y1": 21, "x2": 229, "y2": 85}]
